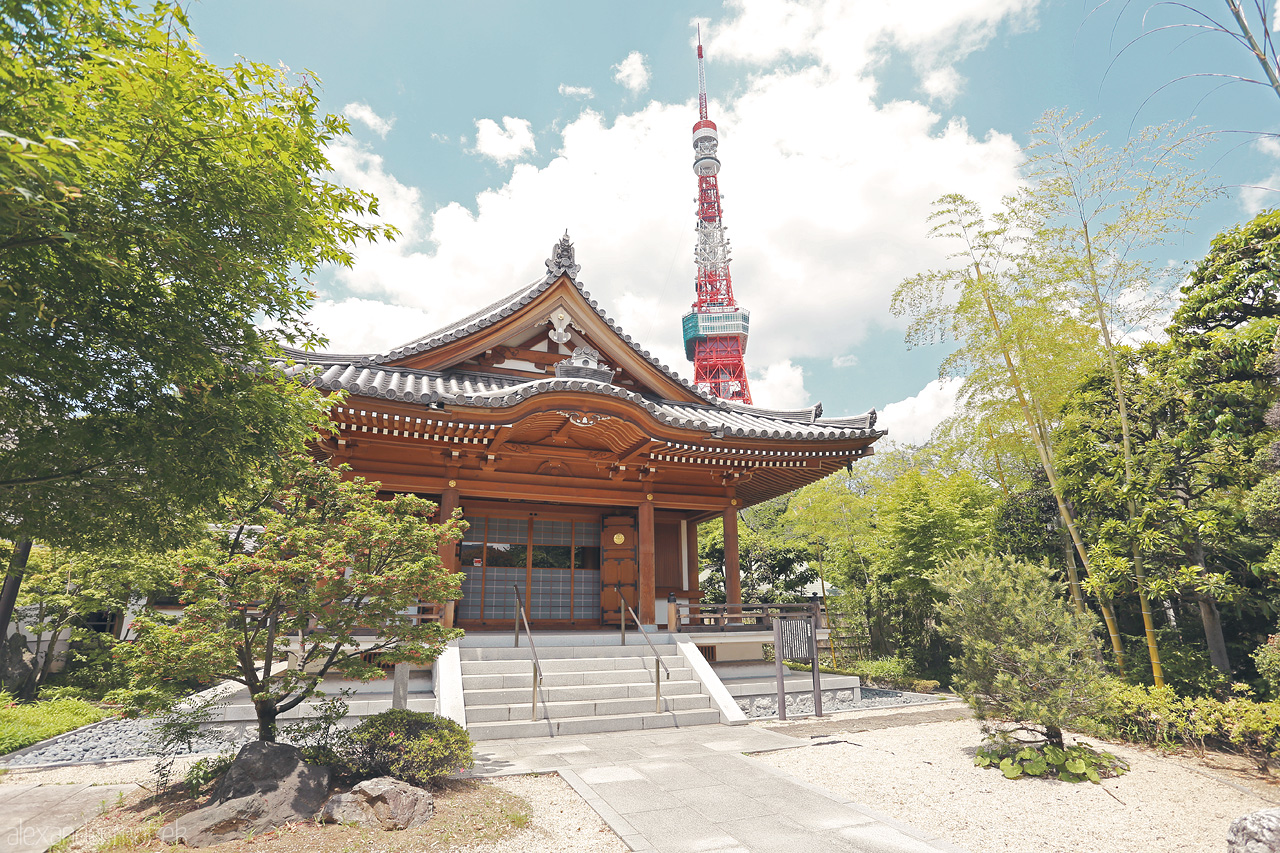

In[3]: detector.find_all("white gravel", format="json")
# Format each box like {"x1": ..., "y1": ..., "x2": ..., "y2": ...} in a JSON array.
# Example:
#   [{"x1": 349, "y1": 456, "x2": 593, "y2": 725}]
[
  {"x1": 0, "y1": 755, "x2": 204, "y2": 788},
  {"x1": 459, "y1": 774, "x2": 627, "y2": 853},
  {"x1": 752, "y1": 717, "x2": 1276, "y2": 853}
]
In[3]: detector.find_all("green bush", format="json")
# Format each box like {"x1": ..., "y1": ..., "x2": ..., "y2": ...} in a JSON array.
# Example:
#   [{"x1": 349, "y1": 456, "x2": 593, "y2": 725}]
[
  {"x1": 933, "y1": 553, "x2": 1107, "y2": 747},
  {"x1": 0, "y1": 693, "x2": 108, "y2": 754},
  {"x1": 1084, "y1": 681, "x2": 1280, "y2": 771},
  {"x1": 343, "y1": 710, "x2": 473, "y2": 787},
  {"x1": 1254, "y1": 635, "x2": 1280, "y2": 697}
]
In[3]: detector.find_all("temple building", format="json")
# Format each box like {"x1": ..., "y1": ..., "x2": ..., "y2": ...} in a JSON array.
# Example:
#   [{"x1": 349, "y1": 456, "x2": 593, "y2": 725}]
[{"x1": 284, "y1": 235, "x2": 883, "y2": 633}]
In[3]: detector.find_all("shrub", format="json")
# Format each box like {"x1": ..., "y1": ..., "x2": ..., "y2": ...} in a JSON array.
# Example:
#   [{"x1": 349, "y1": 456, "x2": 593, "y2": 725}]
[
  {"x1": 933, "y1": 553, "x2": 1107, "y2": 747},
  {"x1": 0, "y1": 695, "x2": 107, "y2": 754},
  {"x1": 281, "y1": 693, "x2": 352, "y2": 766},
  {"x1": 183, "y1": 753, "x2": 235, "y2": 798},
  {"x1": 1084, "y1": 681, "x2": 1280, "y2": 771},
  {"x1": 343, "y1": 710, "x2": 473, "y2": 788},
  {"x1": 1254, "y1": 635, "x2": 1280, "y2": 697}
]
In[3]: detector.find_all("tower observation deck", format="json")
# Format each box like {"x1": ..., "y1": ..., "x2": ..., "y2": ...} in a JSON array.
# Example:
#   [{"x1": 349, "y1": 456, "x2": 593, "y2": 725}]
[{"x1": 681, "y1": 30, "x2": 752, "y2": 403}]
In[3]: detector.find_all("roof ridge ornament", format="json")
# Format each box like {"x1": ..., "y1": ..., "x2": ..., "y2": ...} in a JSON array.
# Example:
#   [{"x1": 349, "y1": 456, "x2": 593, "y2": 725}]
[
  {"x1": 545, "y1": 230, "x2": 581, "y2": 282},
  {"x1": 554, "y1": 346, "x2": 614, "y2": 383}
]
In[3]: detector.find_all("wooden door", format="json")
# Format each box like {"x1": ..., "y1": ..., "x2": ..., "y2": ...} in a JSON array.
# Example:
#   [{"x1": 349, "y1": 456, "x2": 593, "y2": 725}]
[{"x1": 601, "y1": 515, "x2": 637, "y2": 626}]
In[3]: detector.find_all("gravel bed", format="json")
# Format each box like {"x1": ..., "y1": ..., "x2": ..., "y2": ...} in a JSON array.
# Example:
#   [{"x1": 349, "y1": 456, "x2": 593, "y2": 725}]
[
  {"x1": 1, "y1": 717, "x2": 234, "y2": 767},
  {"x1": 470, "y1": 774, "x2": 627, "y2": 853},
  {"x1": 736, "y1": 686, "x2": 939, "y2": 718},
  {"x1": 752, "y1": 716, "x2": 1277, "y2": 853}
]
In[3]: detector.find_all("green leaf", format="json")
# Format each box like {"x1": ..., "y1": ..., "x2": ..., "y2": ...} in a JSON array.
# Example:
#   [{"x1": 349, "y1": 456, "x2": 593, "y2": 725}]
[
  {"x1": 999, "y1": 758, "x2": 1023, "y2": 779},
  {"x1": 1064, "y1": 758, "x2": 1086, "y2": 774}
]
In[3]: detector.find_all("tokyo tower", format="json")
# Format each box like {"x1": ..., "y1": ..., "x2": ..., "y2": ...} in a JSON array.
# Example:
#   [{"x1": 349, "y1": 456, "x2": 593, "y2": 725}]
[{"x1": 681, "y1": 29, "x2": 752, "y2": 404}]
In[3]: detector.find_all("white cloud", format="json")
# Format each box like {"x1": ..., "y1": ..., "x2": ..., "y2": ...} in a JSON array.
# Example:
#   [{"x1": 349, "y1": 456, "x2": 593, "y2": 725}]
[
  {"x1": 308, "y1": 298, "x2": 435, "y2": 354},
  {"x1": 749, "y1": 359, "x2": 810, "y2": 409},
  {"x1": 310, "y1": 1, "x2": 1030, "y2": 411},
  {"x1": 831, "y1": 353, "x2": 858, "y2": 368},
  {"x1": 613, "y1": 51, "x2": 651, "y2": 94},
  {"x1": 559, "y1": 84, "x2": 595, "y2": 99},
  {"x1": 879, "y1": 378, "x2": 963, "y2": 445},
  {"x1": 920, "y1": 67, "x2": 963, "y2": 103},
  {"x1": 472, "y1": 116, "x2": 536, "y2": 164},
  {"x1": 343, "y1": 102, "x2": 394, "y2": 138},
  {"x1": 1241, "y1": 136, "x2": 1280, "y2": 214}
]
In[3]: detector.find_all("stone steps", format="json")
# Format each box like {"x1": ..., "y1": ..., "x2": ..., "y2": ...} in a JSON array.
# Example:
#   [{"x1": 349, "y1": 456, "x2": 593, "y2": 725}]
[
  {"x1": 465, "y1": 707, "x2": 723, "y2": 740},
  {"x1": 463, "y1": 665, "x2": 694, "y2": 690},
  {"x1": 457, "y1": 633, "x2": 719, "y2": 740}
]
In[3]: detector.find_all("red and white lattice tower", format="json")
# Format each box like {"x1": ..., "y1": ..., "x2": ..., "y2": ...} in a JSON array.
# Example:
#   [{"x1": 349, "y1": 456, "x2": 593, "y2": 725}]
[{"x1": 681, "y1": 29, "x2": 752, "y2": 403}]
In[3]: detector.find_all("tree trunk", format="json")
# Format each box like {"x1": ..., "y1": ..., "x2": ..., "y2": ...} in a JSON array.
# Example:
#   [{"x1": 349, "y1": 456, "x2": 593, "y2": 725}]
[
  {"x1": 255, "y1": 699, "x2": 278, "y2": 742},
  {"x1": 1082, "y1": 222, "x2": 1163, "y2": 687},
  {"x1": 0, "y1": 539, "x2": 32, "y2": 640},
  {"x1": 1192, "y1": 540, "x2": 1232, "y2": 674},
  {"x1": 19, "y1": 625, "x2": 63, "y2": 702}
]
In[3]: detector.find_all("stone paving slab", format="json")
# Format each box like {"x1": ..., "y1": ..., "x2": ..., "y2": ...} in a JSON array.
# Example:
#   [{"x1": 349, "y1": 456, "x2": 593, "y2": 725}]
[
  {"x1": 466, "y1": 722, "x2": 970, "y2": 853},
  {"x1": 0, "y1": 783, "x2": 139, "y2": 853}
]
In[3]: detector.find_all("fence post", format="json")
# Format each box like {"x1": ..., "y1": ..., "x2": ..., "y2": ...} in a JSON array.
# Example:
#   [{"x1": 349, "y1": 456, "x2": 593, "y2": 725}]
[
  {"x1": 773, "y1": 617, "x2": 787, "y2": 721},
  {"x1": 810, "y1": 596, "x2": 823, "y2": 718}
]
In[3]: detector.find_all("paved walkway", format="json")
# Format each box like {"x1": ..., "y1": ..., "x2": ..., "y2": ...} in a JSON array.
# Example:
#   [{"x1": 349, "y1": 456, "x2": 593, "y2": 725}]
[
  {"x1": 0, "y1": 783, "x2": 139, "y2": 853},
  {"x1": 466, "y1": 722, "x2": 970, "y2": 853}
]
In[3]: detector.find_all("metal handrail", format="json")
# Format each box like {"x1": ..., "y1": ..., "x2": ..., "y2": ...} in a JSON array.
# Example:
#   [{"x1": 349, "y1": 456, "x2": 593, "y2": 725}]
[
  {"x1": 512, "y1": 585, "x2": 544, "y2": 721},
  {"x1": 615, "y1": 584, "x2": 670, "y2": 712}
]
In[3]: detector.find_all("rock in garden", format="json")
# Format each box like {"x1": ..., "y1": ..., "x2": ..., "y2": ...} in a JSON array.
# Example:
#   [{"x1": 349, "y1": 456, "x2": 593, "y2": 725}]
[
  {"x1": 1228, "y1": 808, "x2": 1280, "y2": 852},
  {"x1": 320, "y1": 777, "x2": 435, "y2": 830},
  {"x1": 161, "y1": 741, "x2": 330, "y2": 847}
]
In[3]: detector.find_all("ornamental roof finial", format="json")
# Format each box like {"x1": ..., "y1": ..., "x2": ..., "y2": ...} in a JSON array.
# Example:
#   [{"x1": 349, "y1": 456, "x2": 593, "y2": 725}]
[{"x1": 544, "y1": 230, "x2": 581, "y2": 282}]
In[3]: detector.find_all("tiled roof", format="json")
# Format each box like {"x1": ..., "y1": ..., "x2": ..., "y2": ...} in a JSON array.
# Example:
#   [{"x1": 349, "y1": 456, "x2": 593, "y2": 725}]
[
  {"x1": 278, "y1": 235, "x2": 884, "y2": 443},
  {"x1": 282, "y1": 356, "x2": 880, "y2": 441}
]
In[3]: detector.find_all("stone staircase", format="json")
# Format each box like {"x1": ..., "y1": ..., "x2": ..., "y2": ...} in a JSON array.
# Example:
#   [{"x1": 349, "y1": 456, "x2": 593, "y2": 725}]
[{"x1": 458, "y1": 633, "x2": 721, "y2": 740}]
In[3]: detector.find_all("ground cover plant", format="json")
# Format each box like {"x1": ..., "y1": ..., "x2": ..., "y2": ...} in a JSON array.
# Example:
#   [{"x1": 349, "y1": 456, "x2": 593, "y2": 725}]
[{"x1": 0, "y1": 690, "x2": 106, "y2": 754}]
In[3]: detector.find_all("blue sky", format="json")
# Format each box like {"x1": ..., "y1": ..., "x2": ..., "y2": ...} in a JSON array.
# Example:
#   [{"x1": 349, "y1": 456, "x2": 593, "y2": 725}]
[{"x1": 189, "y1": 1, "x2": 1280, "y2": 441}]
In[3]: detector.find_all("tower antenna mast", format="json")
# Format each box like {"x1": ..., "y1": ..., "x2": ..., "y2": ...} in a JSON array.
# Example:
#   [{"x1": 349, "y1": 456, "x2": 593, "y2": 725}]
[{"x1": 682, "y1": 28, "x2": 752, "y2": 403}]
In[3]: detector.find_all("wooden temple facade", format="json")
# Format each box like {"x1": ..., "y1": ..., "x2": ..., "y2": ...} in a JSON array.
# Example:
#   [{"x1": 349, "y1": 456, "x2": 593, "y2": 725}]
[{"x1": 285, "y1": 235, "x2": 883, "y2": 631}]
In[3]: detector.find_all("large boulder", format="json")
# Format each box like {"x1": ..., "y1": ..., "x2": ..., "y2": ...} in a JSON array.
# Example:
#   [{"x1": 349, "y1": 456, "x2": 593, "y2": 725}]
[
  {"x1": 1228, "y1": 808, "x2": 1280, "y2": 852},
  {"x1": 320, "y1": 777, "x2": 435, "y2": 830},
  {"x1": 161, "y1": 741, "x2": 330, "y2": 847}
]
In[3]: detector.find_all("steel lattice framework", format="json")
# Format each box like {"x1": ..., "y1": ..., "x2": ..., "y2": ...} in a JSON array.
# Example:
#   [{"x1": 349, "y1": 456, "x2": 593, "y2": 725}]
[{"x1": 681, "y1": 30, "x2": 752, "y2": 404}]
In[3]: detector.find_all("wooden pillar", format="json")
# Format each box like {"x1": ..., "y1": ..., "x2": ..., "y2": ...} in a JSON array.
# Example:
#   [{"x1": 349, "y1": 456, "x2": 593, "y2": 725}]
[
  {"x1": 439, "y1": 485, "x2": 461, "y2": 629},
  {"x1": 723, "y1": 503, "x2": 742, "y2": 618},
  {"x1": 639, "y1": 495, "x2": 656, "y2": 625},
  {"x1": 686, "y1": 520, "x2": 700, "y2": 599}
]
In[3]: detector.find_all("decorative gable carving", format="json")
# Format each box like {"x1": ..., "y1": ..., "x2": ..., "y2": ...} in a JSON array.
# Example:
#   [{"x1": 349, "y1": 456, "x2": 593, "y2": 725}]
[{"x1": 554, "y1": 347, "x2": 614, "y2": 383}]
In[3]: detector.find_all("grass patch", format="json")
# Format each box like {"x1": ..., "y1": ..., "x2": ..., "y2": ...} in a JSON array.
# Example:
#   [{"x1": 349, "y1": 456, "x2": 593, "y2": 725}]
[
  {"x1": 0, "y1": 694, "x2": 108, "y2": 755},
  {"x1": 57, "y1": 778, "x2": 534, "y2": 853}
]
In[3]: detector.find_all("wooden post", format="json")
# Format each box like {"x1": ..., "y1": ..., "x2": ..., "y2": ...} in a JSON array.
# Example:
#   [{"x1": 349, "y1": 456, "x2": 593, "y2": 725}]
[
  {"x1": 639, "y1": 495, "x2": 656, "y2": 625},
  {"x1": 723, "y1": 503, "x2": 742, "y2": 619},
  {"x1": 667, "y1": 593, "x2": 679, "y2": 631},
  {"x1": 439, "y1": 485, "x2": 460, "y2": 629}
]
